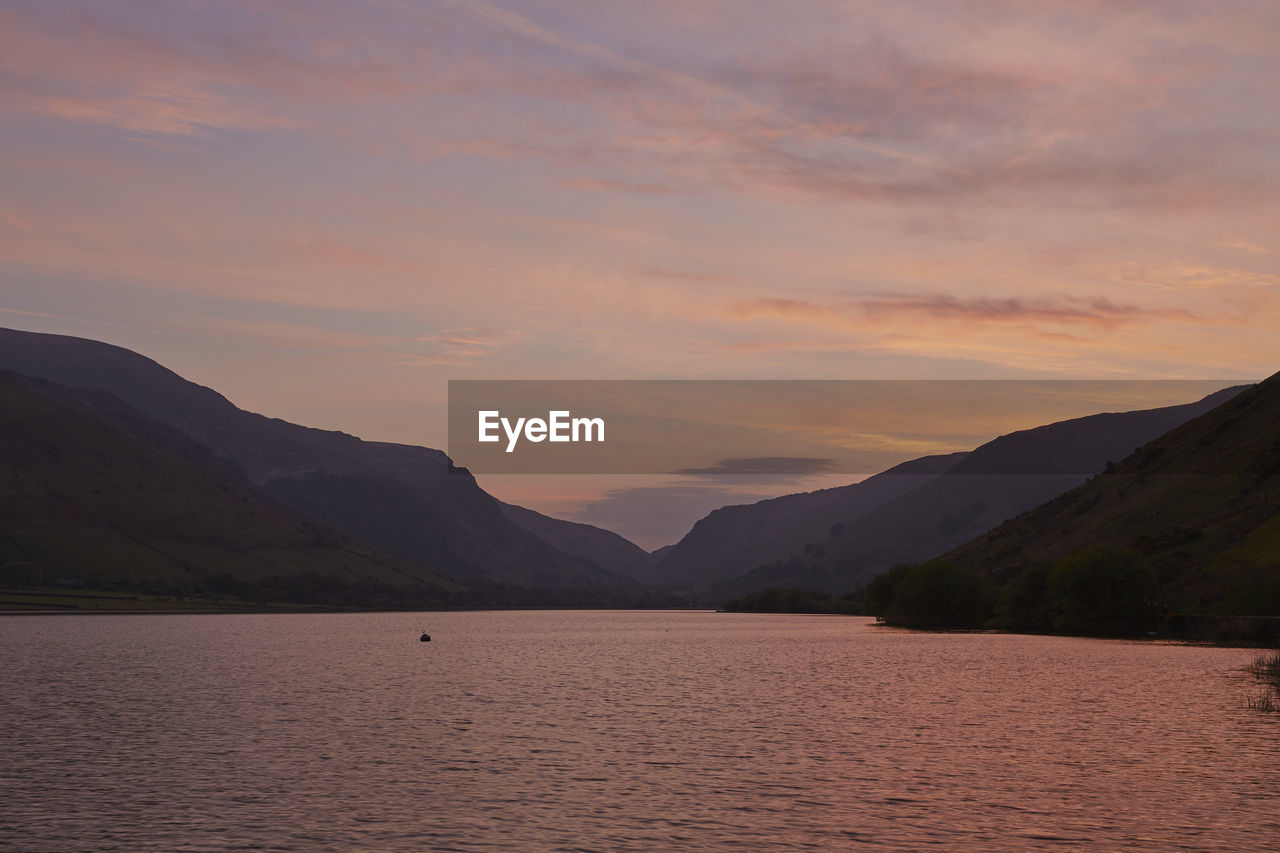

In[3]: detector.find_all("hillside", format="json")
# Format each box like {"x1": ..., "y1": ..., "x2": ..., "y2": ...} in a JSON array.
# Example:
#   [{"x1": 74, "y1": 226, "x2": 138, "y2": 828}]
[
  {"x1": 0, "y1": 370, "x2": 461, "y2": 606},
  {"x1": 672, "y1": 387, "x2": 1244, "y2": 603},
  {"x1": 655, "y1": 452, "x2": 967, "y2": 592},
  {"x1": 800, "y1": 386, "x2": 1246, "y2": 585},
  {"x1": 947, "y1": 372, "x2": 1280, "y2": 619},
  {"x1": 0, "y1": 328, "x2": 641, "y2": 595},
  {"x1": 499, "y1": 502, "x2": 659, "y2": 585}
]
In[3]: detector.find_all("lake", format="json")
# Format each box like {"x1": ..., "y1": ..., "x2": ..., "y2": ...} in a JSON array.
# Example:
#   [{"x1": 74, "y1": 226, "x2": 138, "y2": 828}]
[{"x1": 2, "y1": 611, "x2": 1277, "y2": 851}]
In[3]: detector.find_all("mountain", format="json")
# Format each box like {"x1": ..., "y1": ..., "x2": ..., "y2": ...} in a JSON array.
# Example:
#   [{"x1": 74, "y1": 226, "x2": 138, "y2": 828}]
[
  {"x1": 0, "y1": 369, "x2": 461, "y2": 605},
  {"x1": 0, "y1": 328, "x2": 638, "y2": 595},
  {"x1": 663, "y1": 386, "x2": 1245, "y2": 603},
  {"x1": 499, "y1": 502, "x2": 659, "y2": 585},
  {"x1": 654, "y1": 452, "x2": 967, "y2": 591},
  {"x1": 801, "y1": 386, "x2": 1247, "y2": 582},
  {"x1": 946, "y1": 372, "x2": 1280, "y2": 618},
  {"x1": 649, "y1": 544, "x2": 676, "y2": 563}
]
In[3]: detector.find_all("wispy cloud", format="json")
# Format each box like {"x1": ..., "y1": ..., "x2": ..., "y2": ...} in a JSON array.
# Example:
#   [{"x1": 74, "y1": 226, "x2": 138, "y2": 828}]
[
  {"x1": 5, "y1": 0, "x2": 1274, "y2": 214},
  {"x1": 277, "y1": 232, "x2": 434, "y2": 274},
  {"x1": 1112, "y1": 263, "x2": 1280, "y2": 292},
  {"x1": 859, "y1": 294, "x2": 1178, "y2": 327},
  {"x1": 445, "y1": 0, "x2": 961, "y2": 175},
  {"x1": 8, "y1": 84, "x2": 296, "y2": 136},
  {"x1": 0, "y1": 4, "x2": 415, "y2": 135},
  {"x1": 404, "y1": 326, "x2": 521, "y2": 366},
  {"x1": 634, "y1": 265, "x2": 723, "y2": 283},
  {"x1": 565, "y1": 177, "x2": 677, "y2": 195},
  {"x1": 1215, "y1": 237, "x2": 1270, "y2": 255},
  {"x1": 729, "y1": 294, "x2": 1192, "y2": 330}
]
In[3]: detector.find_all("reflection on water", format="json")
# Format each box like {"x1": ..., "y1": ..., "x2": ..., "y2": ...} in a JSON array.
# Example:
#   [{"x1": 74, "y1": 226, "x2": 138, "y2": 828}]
[{"x1": 2, "y1": 611, "x2": 1277, "y2": 851}]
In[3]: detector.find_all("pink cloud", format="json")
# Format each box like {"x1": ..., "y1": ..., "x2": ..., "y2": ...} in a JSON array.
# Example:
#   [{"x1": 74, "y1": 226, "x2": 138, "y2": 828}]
[
  {"x1": 404, "y1": 326, "x2": 522, "y2": 366},
  {"x1": 0, "y1": 5, "x2": 418, "y2": 135},
  {"x1": 634, "y1": 266, "x2": 723, "y2": 283},
  {"x1": 276, "y1": 232, "x2": 434, "y2": 275},
  {"x1": 565, "y1": 177, "x2": 677, "y2": 195}
]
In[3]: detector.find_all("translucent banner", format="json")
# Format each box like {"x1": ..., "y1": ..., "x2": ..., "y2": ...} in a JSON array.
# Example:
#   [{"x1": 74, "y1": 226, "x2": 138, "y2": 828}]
[{"x1": 447, "y1": 379, "x2": 1249, "y2": 475}]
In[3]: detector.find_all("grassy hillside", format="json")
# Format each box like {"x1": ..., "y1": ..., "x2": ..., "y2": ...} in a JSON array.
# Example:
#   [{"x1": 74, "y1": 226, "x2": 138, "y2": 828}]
[
  {"x1": 952, "y1": 373, "x2": 1280, "y2": 612},
  {"x1": 0, "y1": 370, "x2": 462, "y2": 607},
  {"x1": 871, "y1": 371, "x2": 1280, "y2": 637},
  {"x1": 690, "y1": 387, "x2": 1241, "y2": 606}
]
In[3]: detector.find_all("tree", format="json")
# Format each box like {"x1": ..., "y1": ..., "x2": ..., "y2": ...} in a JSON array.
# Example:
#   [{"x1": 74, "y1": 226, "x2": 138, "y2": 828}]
[
  {"x1": 864, "y1": 563, "x2": 912, "y2": 618},
  {"x1": 996, "y1": 561, "x2": 1054, "y2": 632},
  {"x1": 1049, "y1": 544, "x2": 1157, "y2": 636},
  {"x1": 886, "y1": 560, "x2": 995, "y2": 629}
]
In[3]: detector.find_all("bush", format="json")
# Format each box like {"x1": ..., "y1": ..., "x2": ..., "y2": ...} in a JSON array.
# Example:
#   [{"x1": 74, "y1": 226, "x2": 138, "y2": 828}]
[
  {"x1": 864, "y1": 563, "x2": 912, "y2": 618},
  {"x1": 883, "y1": 560, "x2": 996, "y2": 629},
  {"x1": 995, "y1": 561, "x2": 1054, "y2": 632},
  {"x1": 723, "y1": 587, "x2": 861, "y2": 614},
  {"x1": 1049, "y1": 544, "x2": 1157, "y2": 636}
]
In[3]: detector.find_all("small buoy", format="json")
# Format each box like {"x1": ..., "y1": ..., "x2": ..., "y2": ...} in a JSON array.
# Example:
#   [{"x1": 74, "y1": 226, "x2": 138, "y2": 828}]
[{"x1": 420, "y1": 632, "x2": 431, "y2": 642}]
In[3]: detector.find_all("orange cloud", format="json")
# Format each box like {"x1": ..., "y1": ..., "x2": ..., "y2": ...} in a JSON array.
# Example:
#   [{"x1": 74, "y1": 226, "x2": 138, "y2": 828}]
[{"x1": 1215, "y1": 237, "x2": 1270, "y2": 255}]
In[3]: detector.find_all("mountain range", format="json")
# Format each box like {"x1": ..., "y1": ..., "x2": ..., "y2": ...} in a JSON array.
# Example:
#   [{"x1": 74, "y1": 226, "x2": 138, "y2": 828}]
[
  {"x1": 1, "y1": 325, "x2": 1265, "y2": 616},
  {"x1": 655, "y1": 386, "x2": 1246, "y2": 604},
  {"x1": 0, "y1": 368, "x2": 461, "y2": 606},
  {"x1": 0, "y1": 327, "x2": 654, "y2": 603},
  {"x1": 946, "y1": 371, "x2": 1280, "y2": 618}
]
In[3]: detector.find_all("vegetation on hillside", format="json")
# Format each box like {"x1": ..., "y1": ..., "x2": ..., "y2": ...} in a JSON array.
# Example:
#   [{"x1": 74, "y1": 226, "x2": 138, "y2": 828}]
[
  {"x1": 863, "y1": 560, "x2": 995, "y2": 630},
  {"x1": 862, "y1": 373, "x2": 1280, "y2": 641},
  {"x1": 723, "y1": 587, "x2": 862, "y2": 614},
  {"x1": 862, "y1": 548, "x2": 1164, "y2": 636}
]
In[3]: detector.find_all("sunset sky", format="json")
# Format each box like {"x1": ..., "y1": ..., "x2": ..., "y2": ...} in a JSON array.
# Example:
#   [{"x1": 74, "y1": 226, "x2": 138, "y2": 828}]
[{"x1": 2, "y1": 1, "x2": 1276, "y2": 547}]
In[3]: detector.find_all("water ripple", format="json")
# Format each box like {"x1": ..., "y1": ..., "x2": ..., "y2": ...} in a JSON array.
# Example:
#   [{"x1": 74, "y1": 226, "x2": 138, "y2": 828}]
[{"x1": 2, "y1": 611, "x2": 1278, "y2": 851}]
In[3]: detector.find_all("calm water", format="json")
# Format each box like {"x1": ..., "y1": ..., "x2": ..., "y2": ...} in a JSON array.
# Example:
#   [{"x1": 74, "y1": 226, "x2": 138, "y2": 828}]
[{"x1": 1, "y1": 611, "x2": 1277, "y2": 851}]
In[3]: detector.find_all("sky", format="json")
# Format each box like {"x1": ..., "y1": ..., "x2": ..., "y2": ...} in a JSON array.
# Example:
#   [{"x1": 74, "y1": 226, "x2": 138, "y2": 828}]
[{"x1": 1, "y1": 0, "x2": 1277, "y2": 548}]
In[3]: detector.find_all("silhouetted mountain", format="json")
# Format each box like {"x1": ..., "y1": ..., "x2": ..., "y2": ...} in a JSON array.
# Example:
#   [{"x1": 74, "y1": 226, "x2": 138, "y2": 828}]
[
  {"x1": 499, "y1": 502, "x2": 659, "y2": 585},
  {"x1": 802, "y1": 387, "x2": 1247, "y2": 588},
  {"x1": 649, "y1": 544, "x2": 676, "y2": 562},
  {"x1": 947, "y1": 372, "x2": 1280, "y2": 617},
  {"x1": 674, "y1": 387, "x2": 1245, "y2": 603},
  {"x1": 655, "y1": 453, "x2": 967, "y2": 595},
  {"x1": 0, "y1": 369, "x2": 460, "y2": 605},
  {"x1": 0, "y1": 328, "x2": 635, "y2": 595}
]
